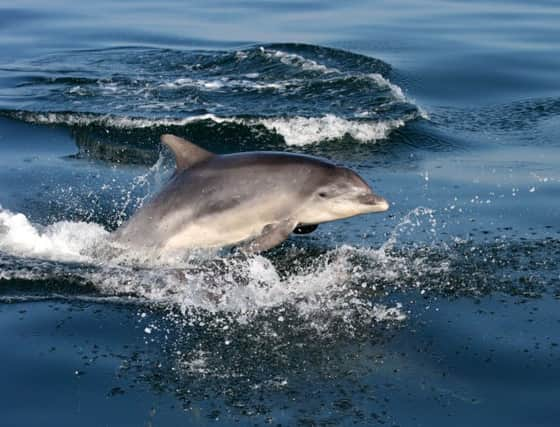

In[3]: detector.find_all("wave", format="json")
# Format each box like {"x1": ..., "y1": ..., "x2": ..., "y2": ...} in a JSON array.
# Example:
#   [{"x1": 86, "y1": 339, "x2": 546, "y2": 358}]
[
  {"x1": 3, "y1": 109, "x2": 417, "y2": 146},
  {"x1": 0, "y1": 43, "x2": 425, "y2": 146}
]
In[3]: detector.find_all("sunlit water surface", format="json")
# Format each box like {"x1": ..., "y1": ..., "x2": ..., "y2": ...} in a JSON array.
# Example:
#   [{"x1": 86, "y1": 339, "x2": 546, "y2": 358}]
[{"x1": 0, "y1": 1, "x2": 559, "y2": 426}]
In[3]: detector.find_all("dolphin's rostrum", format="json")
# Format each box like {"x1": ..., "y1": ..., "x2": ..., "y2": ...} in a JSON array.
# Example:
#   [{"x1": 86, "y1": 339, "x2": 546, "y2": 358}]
[{"x1": 115, "y1": 134, "x2": 389, "y2": 253}]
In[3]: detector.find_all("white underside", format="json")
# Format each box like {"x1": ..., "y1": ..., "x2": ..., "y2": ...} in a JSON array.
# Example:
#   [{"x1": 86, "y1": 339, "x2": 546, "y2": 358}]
[
  {"x1": 163, "y1": 217, "x2": 265, "y2": 250},
  {"x1": 162, "y1": 194, "x2": 296, "y2": 250}
]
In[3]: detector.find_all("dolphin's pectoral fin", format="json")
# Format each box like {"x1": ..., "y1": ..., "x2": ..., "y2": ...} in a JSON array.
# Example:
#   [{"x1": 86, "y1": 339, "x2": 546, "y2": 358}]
[
  {"x1": 240, "y1": 219, "x2": 296, "y2": 253},
  {"x1": 292, "y1": 224, "x2": 318, "y2": 235},
  {"x1": 161, "y1": 134, "x2": 214, "y2": 171}
]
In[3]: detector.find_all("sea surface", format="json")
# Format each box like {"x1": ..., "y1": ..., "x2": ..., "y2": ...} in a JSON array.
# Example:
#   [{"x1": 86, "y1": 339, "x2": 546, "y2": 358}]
[{"x1": 0, "y1": 0, "x2": 559, "y2": 426}]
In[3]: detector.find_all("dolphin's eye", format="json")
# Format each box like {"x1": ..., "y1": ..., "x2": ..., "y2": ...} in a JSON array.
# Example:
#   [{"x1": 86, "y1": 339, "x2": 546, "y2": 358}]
[{"x1": 318, "y1": 192, "x2": 328, "y2": 198}]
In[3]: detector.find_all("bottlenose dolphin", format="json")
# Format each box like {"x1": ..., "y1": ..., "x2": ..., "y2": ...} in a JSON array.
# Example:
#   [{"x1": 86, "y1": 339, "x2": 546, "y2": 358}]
[{"x1": 115, "y1": 134, "x2": 389, "y2": 253}]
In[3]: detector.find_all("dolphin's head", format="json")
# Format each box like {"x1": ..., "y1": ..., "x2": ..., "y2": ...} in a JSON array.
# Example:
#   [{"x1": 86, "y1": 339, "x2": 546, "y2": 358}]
[{"x1": 298, "y1": 166, "x2": 389, "y2": 224}]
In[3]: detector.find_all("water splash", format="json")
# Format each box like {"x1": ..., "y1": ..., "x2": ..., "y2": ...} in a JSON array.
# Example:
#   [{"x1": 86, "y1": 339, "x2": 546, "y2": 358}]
[
  {"x1": 0, "y1": 205, "x2": 450, "y2": 330},
  {"x1": 114, "y1": 153, "x2": 170, "y2": 226}
]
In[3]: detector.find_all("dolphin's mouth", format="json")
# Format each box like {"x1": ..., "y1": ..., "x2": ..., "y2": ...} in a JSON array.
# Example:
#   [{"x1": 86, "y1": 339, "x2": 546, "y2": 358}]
[{"x1": 359, "y1": 194, "x2": 390, "y2": 212}]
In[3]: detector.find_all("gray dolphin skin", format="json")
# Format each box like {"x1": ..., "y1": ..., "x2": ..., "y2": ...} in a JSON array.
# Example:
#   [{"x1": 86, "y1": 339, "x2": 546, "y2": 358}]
[{"x1": 115, "y1": 134, "x2": 389, "y2": 253}]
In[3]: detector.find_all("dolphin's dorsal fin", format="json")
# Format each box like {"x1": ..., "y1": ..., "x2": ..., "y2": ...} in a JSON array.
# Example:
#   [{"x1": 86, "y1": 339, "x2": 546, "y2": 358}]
[{"x1": 161, "y1": 134, "x2": 213, "y2": 170}]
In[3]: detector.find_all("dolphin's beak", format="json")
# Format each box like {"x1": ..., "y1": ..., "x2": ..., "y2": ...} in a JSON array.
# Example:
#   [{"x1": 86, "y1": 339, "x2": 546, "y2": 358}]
[{"x1": 359, "y1": 194, "x2": 390, "y2": 212}]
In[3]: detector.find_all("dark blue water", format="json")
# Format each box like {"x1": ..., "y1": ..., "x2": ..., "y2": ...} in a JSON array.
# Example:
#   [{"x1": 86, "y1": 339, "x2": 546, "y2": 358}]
[{"x1": 1, "y1": 1, "x2": 559, "y2": 426}]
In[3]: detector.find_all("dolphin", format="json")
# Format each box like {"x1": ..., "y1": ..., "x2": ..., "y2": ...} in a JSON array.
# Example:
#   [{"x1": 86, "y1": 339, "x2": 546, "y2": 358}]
[{"x1": 114, "y1": 134, "x2": 389, "y2": 253}]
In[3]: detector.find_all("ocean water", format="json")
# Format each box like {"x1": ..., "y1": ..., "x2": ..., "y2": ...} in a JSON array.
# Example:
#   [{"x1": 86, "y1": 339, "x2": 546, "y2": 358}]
[{"x1": 0, "y1": 0, "x2": 559, "y2": 425}]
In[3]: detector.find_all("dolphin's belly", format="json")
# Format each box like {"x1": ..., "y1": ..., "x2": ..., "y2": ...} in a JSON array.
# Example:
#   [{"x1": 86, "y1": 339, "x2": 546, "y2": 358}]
[
  {"x1": 163, "y1": 223, "x2": 261, "y2": 250},
  {"x1": 161, "y1": 200, "x2": 284, "y2": 250},
  {"x1": 163, "y1": 216, "x2": 264, "y2": 250}
]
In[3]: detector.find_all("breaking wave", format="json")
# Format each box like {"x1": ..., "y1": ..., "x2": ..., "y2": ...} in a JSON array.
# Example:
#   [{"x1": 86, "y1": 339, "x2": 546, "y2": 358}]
[
  {"x1": 4, "y1": 110, "x2": 414, "y2": 146},
  {"x1": 0, "y1": 43, "x2": 425, "y2": 146}
]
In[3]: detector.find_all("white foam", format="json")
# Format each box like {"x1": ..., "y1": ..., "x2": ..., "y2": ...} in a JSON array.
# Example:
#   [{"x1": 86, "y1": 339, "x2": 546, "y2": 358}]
[
  {"x1": 260, "y1": 47, "x2": 339, "y2": 74},
  {"x1": 235, "y1": 50, "x2": 248, "y2": 61},
  {"x1": 0, "y1": 207, "x2": 108, "y2": 262},
  {"x1": 10, "y1": 111, "x2": 414, "y2": 145},
  {"x1": 259, "y1": 47, "x2": 421, "y2": 107},
  {"x1": 68, "y1": 85, "x2": 88, "y2": 96},
  {"x1": 259, "y1": 114, "x2": 407, "y2": 145},
  {"x1": 367, "y1": 73, "x2": 407, "y2": 102},
  {"x1": 10, "y1": 111, "x2": 238, "y2": 129},
  {"x1": 162, "y1": 77, "x2": 289, "y2": 91},
  {"x1": 98, "y1": 81, "x2": 119, "y2": 94}
]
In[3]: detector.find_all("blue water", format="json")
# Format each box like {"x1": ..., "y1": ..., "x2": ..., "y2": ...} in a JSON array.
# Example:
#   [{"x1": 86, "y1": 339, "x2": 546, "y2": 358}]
[{"x1": 0, "y1": 1, "x2": 559, "y2": 426}]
